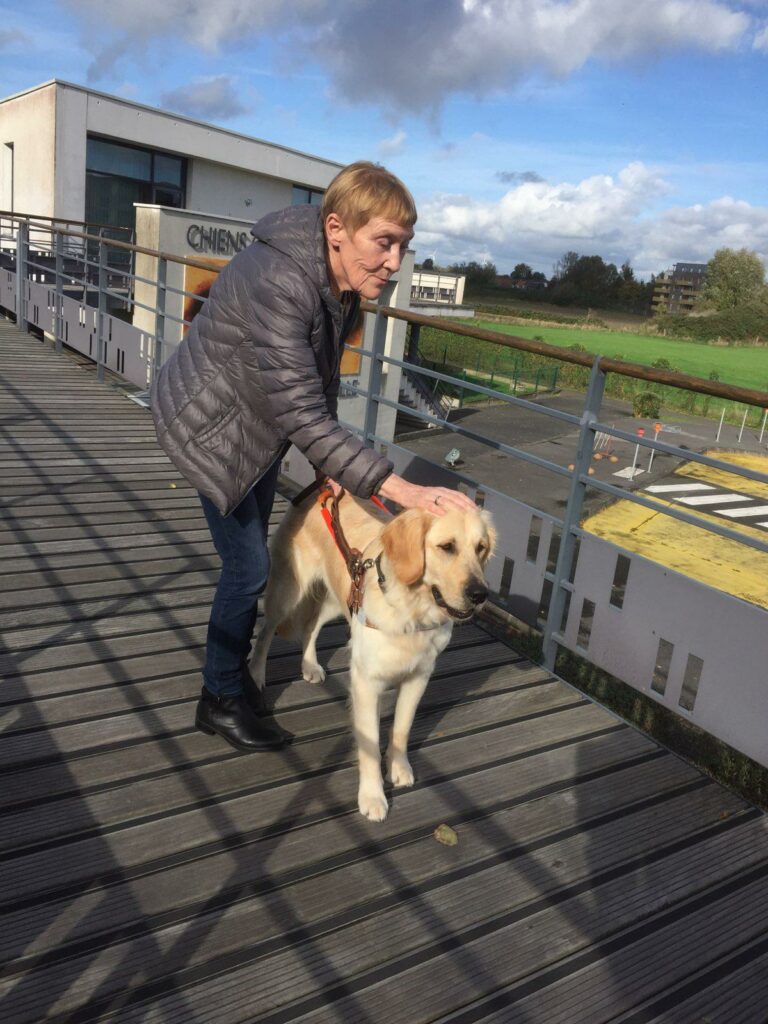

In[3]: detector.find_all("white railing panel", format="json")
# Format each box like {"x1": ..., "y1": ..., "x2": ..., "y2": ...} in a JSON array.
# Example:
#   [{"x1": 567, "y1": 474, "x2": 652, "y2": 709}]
[
  {"x1": 61, "y1": 294, "x2": 97, "y2": 359},
  {"x1": 562, "y1": 531, "x2": 768, "y2": 767}
]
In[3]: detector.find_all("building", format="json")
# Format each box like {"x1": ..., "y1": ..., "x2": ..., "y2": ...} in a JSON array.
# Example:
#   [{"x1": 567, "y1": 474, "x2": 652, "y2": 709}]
[
  {"x1": 652, "y1": 262, "x2": 708, "y2": 314},
  {"x1": 0, "y1": 79, "x2": 340, "y2": 233},
  {"x1": 0, "y1": 79, "x2": 415, "y2": 447},
  {"x1": 410, "y1": 270, "x2": 466, "y2": 307}
]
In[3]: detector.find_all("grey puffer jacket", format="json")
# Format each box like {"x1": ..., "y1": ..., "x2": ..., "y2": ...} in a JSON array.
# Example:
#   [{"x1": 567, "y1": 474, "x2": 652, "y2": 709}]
[{"x1": 151, "y1": 205, "x2": 393, "y2": 515}]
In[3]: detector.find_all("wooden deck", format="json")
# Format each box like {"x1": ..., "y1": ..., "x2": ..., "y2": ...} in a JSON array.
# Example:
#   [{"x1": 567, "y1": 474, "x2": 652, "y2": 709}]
[{"x1": 1, "y1": 316, "x2": 767, "y2": 1024}]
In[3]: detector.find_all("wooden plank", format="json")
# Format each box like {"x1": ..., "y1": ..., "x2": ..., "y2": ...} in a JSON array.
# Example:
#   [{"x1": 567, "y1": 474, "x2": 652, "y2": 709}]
[
  {"x1": 0, "y1": 648, "x2": 540, "y2": 766},
  {"x1": 0, "y1": 705, "x2": 631, "y2": 910},
  {"x1": 0, "y1": 755, "x2": 711, "y2": 987},
  {"x1": 0, "y1": 787, "x2": 755, "y2": 1024},
  {"x1": 0, "y1": 668, "x2": 561, "y2": 851}
]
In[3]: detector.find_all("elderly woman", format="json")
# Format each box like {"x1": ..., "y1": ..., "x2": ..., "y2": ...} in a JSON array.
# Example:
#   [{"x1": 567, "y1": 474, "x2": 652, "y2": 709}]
[{"x1": 152, "y1": 161, "x2": 475, "y2": 753}]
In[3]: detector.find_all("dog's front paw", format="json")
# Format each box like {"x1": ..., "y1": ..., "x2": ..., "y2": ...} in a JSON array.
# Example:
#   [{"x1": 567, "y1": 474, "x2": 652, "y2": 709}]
[
  {"x1": 387, "y1": 755, "x2": 414, "y2": 788},
  {"x1": 301, "y1": 660, "x2": 326, "y2": 685},
  {"x1": 358, "y1": 787, "x2": 389, "y2": 822}
]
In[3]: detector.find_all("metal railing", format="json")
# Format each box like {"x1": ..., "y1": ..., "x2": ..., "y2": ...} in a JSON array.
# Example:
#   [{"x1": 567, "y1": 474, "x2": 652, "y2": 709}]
[
  {"x1": 0, "y1": 213, "x2": 222, "y2": 387},
  {"x1": 2, "y1": 211, "x2": 768, "y2": 770}
]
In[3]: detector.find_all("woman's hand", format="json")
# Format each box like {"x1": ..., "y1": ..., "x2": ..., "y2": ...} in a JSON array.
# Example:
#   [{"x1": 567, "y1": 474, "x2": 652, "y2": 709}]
[{"x1": 376, "y1": 473, "x2": 477, "y2": 516}]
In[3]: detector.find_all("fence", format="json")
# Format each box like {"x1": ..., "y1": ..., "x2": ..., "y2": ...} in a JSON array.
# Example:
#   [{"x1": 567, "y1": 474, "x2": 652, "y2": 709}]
[{"x1": 2, "y1": 211, "x2": 768, "y2": 772}]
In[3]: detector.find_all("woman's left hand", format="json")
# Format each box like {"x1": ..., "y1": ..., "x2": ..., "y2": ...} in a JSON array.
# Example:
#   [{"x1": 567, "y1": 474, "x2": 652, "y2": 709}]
[{"x1": 377, "y1": 474, "x2": 477, "y2": 516}]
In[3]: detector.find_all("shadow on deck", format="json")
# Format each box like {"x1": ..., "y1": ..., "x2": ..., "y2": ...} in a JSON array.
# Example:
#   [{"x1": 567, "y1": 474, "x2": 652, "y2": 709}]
[{"x1": 1, "y1": 317, "x2": 767, "y2": 1024}]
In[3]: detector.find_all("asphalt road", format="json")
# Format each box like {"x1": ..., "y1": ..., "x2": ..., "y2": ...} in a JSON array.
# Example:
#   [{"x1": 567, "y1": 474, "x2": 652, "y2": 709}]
[{"x1": 396, "y1": 391, "x2": 767, "y2": 521}]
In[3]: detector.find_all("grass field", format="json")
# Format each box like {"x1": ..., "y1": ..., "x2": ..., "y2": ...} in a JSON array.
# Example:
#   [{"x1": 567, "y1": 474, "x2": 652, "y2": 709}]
[{"x1": 469, "y1": 321, "x2": 768, "y2": 391}]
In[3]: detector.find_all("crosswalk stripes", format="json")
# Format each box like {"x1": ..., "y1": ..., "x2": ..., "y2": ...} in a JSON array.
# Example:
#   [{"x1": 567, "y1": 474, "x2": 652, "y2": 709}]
[{"x1": 644, "y1": 481, "x2": 768, "y2": 533}]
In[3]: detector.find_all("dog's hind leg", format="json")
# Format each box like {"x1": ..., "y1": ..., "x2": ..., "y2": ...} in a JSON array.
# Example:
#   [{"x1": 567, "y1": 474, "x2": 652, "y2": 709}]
[
  {"x1": 250, "y1": 571, "x2": 302, "y2": 690},
  {"x1": 386, "y1": 673, "x2": 430, "y2": 788},
  {"x1": 300, "y1": 590, "x2": 340, "y2": 684}
]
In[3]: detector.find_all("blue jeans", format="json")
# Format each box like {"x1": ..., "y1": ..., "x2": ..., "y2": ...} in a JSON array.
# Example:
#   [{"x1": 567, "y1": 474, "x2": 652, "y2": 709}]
[{"x1": 198, "y1": 459, "x2": 281, "y2": 697}]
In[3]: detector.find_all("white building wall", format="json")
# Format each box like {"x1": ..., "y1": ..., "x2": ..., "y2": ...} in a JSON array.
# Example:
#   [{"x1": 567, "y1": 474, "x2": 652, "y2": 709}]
[
  {"x1": 1, "y1": 80, "x2": 342, "y2": 226},
  {"x1": 0, "y1": 83, "x2": 57, "y2": 217},
  {"x1": 54, "y1": 85, "x2": 88, "y2": 222},
  {"x1": 80, "y1": 84, "x2": 339, "y2": 191},
  {"x1": 186, "y1": 159, "x2": 292, "y2": 220}
]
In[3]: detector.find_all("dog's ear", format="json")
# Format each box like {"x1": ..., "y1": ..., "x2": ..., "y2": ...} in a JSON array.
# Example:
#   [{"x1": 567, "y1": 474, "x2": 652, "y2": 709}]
[
  {"x1": 481, "y1": 510, "x2": 497, "y2": 562},
  {"x1": 381, "y1": 509, "x2": 432, "y2": 586}
]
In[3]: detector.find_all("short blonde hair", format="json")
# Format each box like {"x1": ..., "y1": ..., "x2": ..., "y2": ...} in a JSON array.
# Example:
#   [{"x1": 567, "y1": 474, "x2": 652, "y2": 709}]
[{"x1": 321, "y1": 161, "x2": 417, "y2": 235}]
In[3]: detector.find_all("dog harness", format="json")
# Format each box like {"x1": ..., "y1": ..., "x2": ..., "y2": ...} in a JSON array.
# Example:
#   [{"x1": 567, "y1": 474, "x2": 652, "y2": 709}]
[{"x1": 292, "y1": 478, "x2": 443, "y2": 632}]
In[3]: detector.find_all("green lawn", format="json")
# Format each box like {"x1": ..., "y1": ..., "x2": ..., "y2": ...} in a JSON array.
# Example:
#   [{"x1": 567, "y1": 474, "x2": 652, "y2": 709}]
[{"x1": 471, "y1": 320, "x2": 768, "y2": 392}]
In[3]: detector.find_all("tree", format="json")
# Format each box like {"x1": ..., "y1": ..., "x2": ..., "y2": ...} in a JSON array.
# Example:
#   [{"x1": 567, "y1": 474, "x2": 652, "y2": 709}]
[
  {"x1": 701, "y1": 248, "x2": 767, "y2": 311},
  {"x1": 449, "y1": 260, "x2": 498, "y2": 286},
  {"x1": 420, "y1": 257, "x2": 434, "y2": 271},
  {"x1": 552, "y1": 250, "x2": 579, "y2": 281},
  {"x1": 512, "y1": 262, "x2": 533, "y2": 280}
]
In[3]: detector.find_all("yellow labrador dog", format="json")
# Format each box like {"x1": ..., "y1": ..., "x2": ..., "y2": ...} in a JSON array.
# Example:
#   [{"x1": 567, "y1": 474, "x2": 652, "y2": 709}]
[{"x1": 250, "y1": 492, "x2": 496, "y2": 821}]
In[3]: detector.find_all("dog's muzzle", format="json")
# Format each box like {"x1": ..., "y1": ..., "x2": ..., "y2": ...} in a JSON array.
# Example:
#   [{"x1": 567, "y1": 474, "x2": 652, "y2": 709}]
[{"x1": 431, "y1": 581, "x2": 488, "y2": 620}]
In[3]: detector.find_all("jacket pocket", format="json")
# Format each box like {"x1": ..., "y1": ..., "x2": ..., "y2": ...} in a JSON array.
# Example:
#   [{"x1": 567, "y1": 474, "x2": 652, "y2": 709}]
[{"x1": 191, "y1": 404, "x2": 240, "y2": 448}]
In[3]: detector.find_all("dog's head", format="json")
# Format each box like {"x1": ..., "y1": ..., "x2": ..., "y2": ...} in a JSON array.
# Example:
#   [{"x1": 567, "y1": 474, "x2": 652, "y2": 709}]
[{"x1": 380, "y1": 506, "x2": 497, "y2": 621}]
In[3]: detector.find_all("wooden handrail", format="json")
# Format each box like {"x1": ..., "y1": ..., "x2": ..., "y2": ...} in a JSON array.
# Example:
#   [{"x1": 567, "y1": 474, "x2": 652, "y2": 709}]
[{"x1": 364, "y1": 302, "x2": 768, "y2": 410}]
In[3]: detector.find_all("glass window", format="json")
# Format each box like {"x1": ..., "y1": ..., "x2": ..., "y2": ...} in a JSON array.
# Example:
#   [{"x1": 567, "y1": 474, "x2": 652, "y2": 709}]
[
  {"x1": 154, "y1": 153, "x2": 183, "y2": 187},
  {"x1": 292, "y1": 184, "x2": 324, "y2": 206},
  {"x1": 87, "y1": 138, "x2": 151, "y2": 181},
  {"x1": 153, "y1": 187, "x2": 183, "y2": 208},
  {"x1": 85, "y1": 172, "x2": 147, "y2": 230}
]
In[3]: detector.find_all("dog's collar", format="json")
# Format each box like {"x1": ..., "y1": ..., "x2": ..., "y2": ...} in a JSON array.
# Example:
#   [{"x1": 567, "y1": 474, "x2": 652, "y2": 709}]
[{"x1": 356, "y1": 552, "x2": 445, "y2": 632}]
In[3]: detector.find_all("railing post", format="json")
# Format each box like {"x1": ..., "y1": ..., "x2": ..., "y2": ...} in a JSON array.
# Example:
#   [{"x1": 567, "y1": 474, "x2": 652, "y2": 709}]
[
  {"x1": 542, "y1": 357, "x2": 606, "y2": 670},
  {"x1": 152, "y1": 255, "x2": 167, "y2": 384},
  {"x1": 363, "y1": 309, "x2": 387, "y2": 446},
  {"x1": 15, "y1": 219, "x2": 28, "y2": 332},
  {"x1": 54, "y1": 229, "x2": 64, "y2": 353},
  {"x1": 96, "y1": 235, "x2": 107, "y2": 383}
]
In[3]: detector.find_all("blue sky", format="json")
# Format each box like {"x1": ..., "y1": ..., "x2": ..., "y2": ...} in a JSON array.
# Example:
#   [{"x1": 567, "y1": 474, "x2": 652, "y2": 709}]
[{"x1": 2, "y1": 0, "x2": 767, "y2": 278}]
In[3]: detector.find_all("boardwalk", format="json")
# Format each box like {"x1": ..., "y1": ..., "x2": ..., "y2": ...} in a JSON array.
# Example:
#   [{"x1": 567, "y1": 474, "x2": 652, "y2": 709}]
[{"x1": 1, "y1": 315, "x2": 767, "y2": 1023}]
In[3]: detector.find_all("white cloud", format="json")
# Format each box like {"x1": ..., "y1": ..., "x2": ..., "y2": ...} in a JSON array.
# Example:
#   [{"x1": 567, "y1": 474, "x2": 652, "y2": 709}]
[
  {"x1": 753, "y1": 23, "x2": 768, "y2": 48},
  {"x1": 160, "y1": 76, "x2": 250, "y2": 121},
  {"x1": 0, "y1": 30, "x2": 30, "y2": 50},
  {"x1": 377, "y1": 130, "x2": 407, "y2": 158},
  {"x1": 64, "y1": 0, "x2": 755, "y2": 111},
  {"x1": 415, "y1": 162, "x2": 768, "y2": 277}
]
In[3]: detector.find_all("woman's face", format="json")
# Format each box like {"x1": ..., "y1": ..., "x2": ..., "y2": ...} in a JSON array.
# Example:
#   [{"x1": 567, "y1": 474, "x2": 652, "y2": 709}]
[{"x1": 326, "y1": 215, "x2": 414, "y2": 300}]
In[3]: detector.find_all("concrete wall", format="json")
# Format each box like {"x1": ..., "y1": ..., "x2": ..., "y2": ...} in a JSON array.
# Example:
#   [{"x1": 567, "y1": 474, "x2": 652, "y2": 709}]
[
  {"x1": 54, "y1": 85, "x2": 88, "y2": 221},
  {"x1": 186, "y1": 159, "x2": 293, "y2": 221},
  {"x1": 79, "y1": 83, "x2": 340, "y2": 191},
  {"x1": 0, "y1": 80, "x2": 342, "y2": 226},
  {"x1": 0, "y1": 82, "x2": 57, "y2": 217},
  {"x1": 133, "y1": 205, "x2": 254, "y2": 350}
]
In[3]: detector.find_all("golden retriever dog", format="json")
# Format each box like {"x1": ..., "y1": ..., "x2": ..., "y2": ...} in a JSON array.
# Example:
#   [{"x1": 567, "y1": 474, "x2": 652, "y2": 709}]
[{"x1": 250, "y1": 493, "x2": 496, "y2": 821}]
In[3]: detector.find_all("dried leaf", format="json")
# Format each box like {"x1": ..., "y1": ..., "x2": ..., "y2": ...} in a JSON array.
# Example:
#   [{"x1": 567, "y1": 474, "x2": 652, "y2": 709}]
[{"x1": 433, "y1": 824, "x2": 458, "y2": 847}]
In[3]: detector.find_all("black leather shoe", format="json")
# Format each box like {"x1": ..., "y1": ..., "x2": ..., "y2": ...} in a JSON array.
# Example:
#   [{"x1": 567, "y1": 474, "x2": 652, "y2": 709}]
[
  {"x1": 241, "y1": 670, "x2": 268, "y2": 717},
  {"x1": 195, "y1": 689, "x2": 289, "y2": 752}
]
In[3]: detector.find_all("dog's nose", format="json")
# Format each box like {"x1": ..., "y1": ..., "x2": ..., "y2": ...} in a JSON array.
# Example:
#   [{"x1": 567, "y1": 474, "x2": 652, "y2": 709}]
[{"x1": 466, "y1": 581, "x2": 488, "y2": 606}]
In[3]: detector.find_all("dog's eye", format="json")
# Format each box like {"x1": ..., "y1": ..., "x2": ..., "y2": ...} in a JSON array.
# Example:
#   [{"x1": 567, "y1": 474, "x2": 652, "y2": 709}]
[
  {"x1": 438, "y1": 541, "x2": 456, "y2": 555},
  {"x1": 477, "y1": 543, "x2": 487, "y2": 557}
]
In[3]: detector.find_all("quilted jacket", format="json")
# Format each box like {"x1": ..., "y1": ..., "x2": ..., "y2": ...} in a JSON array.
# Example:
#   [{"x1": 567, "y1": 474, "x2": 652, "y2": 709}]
[{"x1": 151, "y1": 205, "x2": 393, "y2": 515}]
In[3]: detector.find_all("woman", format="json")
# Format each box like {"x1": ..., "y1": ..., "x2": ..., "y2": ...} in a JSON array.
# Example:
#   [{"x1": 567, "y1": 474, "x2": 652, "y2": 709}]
[{"x1": 151, "y1": 161, "x2": 475, "y2": 753}]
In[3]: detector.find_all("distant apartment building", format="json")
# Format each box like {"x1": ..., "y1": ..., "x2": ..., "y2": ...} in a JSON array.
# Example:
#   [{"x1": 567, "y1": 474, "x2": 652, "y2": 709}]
[
  {"x1": 652, "y1": 262, "x2": 708, "y2": 314},
  {"x1": 411, "y1": 270, "x2": 466, "y2": 306}
]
